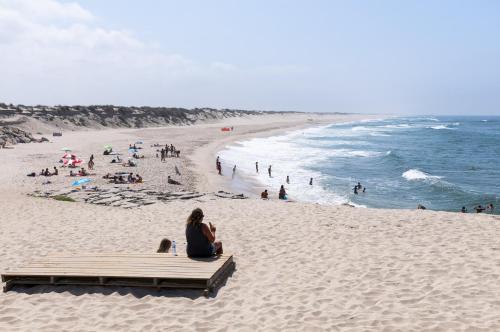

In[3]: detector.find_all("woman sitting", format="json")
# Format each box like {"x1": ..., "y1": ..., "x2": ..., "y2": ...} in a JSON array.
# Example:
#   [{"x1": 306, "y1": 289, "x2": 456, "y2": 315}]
[
  {"x1": 185, "y1": 208, "x2": 223, "y2": 257},
  {"x1": 278, "y1": 185, "x2": 287, "y2": 200}
]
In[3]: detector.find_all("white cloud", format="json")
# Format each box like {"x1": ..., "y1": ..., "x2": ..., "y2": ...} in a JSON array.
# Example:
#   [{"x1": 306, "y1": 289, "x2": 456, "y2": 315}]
[
  {"x1": 0, "y1": 0, "x2": 93, "y2": 22},
  {"x1": 0, "y1": 0, "x2": 309, "y2": 109}
]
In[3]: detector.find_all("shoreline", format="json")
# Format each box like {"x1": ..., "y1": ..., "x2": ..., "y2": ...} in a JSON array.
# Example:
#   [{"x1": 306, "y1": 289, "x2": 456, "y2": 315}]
[
  {"x1": 190, "y1": 113, "x2": 385, "y2": 197},
  {"x1": 205, "y1": 115, "x2": 499, "y2": 215}
]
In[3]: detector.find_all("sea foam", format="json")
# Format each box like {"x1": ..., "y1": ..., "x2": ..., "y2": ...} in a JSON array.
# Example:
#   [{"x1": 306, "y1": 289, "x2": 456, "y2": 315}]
[{"x1": 402, "y1": 169, "x2": 442, "y2": 181}]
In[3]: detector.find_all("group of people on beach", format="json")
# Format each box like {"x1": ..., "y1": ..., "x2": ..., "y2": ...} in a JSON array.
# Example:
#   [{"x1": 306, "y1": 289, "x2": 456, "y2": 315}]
[
  {"x1": 160, "y1": 144, "x2": 180, "y2": 160},
  {"x1": 462, "y1": 204, "x2": 495, "y2": 213},
  {"x1": 103, "y1": 172, "x2": 143, "y2": 184},
  {"x1": 218, "y1": 157, "x2": 371, "y2": 203},
  {"x1": 157, "y1": 208, "x2": 223, "y2": 258},
  {"x1": 38, "y1": 167, "x2": 58, "y2": 177},
  {"x1": 218, "y1": 157, "x2": 370, "y2": 202},
  {"x1": 260, "y1": 185, "x2": 288, "y2": 200},
  {"x1": 69, "y1": 167, "x2": 89, "y2": 177}
]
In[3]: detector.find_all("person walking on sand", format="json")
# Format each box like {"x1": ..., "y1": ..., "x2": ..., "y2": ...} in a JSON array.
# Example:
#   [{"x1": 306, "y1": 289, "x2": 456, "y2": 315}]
[
  {"x1": 255, "y1": 161, "x2": 259, "y2": 173},
  {"x1": 88, "y1": 154, "x2": 94, "y2": 170},
  {"x1": 217, "y1": 161, "x2": 222, "y2": 175},
  {"x1": 185, "y1": 208, "x2": 223, "y2": 257},
  {"x1": 309, "y1": 177, "x2": 313, "y2": 185},
  {"x1": 232, "y1": 165, "x2": 236, "y2": 179},
  {"x1": 268, "y1": 165, "x2": 272, "y2": 178},
  {"x1": 286, "y1": 175, "x2": 290, "y2": 184}
]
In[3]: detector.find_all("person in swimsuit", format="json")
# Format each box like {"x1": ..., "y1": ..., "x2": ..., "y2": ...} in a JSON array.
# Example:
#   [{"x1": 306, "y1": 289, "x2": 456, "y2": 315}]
[
  {"x1": 475, "y1": 205, "x2": 485, "y2": 213},
  {"x1": 185, "y1": 208, "x2": 223, "y2": 257},
  {"x1": 279, "y1": 185, "x2": 287, "y2": 200}
]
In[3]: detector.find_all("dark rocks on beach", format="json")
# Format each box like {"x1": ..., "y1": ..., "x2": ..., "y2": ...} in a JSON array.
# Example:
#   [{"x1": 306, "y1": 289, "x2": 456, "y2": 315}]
[{"x1": 30, "y1": 187, "x2": 247, "y2": 209}]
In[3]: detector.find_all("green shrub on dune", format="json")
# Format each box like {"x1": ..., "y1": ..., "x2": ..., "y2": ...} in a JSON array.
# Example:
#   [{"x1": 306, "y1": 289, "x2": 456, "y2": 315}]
[{"x1": 52, "y1": 195, "x2": 75, "y2": 202}]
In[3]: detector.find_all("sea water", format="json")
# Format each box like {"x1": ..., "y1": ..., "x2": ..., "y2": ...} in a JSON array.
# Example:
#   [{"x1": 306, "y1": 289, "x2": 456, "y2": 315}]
[{"x1": 218, "y1": 116, "x2": 500, "y2": 213}]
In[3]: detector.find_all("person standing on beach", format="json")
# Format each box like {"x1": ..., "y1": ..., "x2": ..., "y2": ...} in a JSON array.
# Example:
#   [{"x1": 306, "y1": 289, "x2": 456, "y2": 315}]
[
  {"x1": 255, "y1": 162, "x2": 259, "y2": 173},
  {"x1": 309, "y1": 178, "x2": 313, "y2": 185},
  {"x1": 486, "y1": 203, "x2": 494, "y2": 212},
  {"x1": 88, "y1": 154, "x2": 94, "y2": 170},
  {"x1": 217, "y1": 161, "x2": 222, "y2": 175},
  {"x1": 232, "y1": 165, "x2": 236, "y2": 179},
  {"x1": 286, "y1": 175, "x2": 289, "y2": 184},
  {"x1": 268, "y1": 165, "x2": 272, "y2": 178},
  {"x1": 216, "y1": 156, "x2": 220, "y2": 170}
]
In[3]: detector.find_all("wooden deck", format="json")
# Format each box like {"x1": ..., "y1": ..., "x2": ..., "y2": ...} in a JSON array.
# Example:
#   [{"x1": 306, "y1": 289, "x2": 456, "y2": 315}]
[{"x1": 1, "y1": 253, "x2": 235, "y2": 295}]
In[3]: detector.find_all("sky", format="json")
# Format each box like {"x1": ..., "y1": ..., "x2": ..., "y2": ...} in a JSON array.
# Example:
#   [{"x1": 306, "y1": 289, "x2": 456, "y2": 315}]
[{"x1": 0, "y1": 0, "x2": 499, "y2": 115}]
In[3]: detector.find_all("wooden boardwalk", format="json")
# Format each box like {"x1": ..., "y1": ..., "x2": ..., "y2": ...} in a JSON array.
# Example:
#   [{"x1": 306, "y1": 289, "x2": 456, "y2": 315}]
[{"x1": 1, "y1": 253, "x2": 235, "y2": 296}]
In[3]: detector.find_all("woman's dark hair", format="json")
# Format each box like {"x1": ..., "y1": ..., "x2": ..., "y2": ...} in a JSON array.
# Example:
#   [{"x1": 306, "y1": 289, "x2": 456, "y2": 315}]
[{"x1": 187, "y1": 208, "x2": 204, "y2": 226}]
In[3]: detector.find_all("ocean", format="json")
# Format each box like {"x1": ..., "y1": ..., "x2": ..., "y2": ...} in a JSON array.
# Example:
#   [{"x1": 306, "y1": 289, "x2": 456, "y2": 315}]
[{"x1": 218, "y1": 116, "x2": 500, "y2": 214}]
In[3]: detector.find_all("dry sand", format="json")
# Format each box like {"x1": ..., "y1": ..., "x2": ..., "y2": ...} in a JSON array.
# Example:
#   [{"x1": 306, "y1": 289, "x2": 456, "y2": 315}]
[{"x1": 1, "y1": 113, "x2": 500, "y2": 331}]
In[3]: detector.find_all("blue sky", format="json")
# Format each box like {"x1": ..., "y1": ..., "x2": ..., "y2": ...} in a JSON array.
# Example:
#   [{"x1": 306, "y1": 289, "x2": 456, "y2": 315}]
[{"x1": 1, "y1": 0, "x2": 499, "y2": 114}]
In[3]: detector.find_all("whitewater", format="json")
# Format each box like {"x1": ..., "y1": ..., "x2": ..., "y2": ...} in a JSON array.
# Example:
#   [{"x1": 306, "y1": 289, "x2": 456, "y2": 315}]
[{"x1": 219, "y1": 116, "x2": 500, "y2": 213}]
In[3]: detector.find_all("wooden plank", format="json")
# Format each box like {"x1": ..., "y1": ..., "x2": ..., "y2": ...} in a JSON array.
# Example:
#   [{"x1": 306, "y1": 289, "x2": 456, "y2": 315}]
[
  {"x1": 23, "y1": 262, "x2": 222, "y2": 271},
  {"x1": 44, "y1": 253, "x2": 230, "y2": 259},
  {"x1": 13, "y1": 263, "x2": 222, "y2": 270},
  {"x1": 208, "y1": 256, "x2": 235, "y2": 289},
  {"x1": 4, "y1": 265, "x2": 219, "y2": 272},
  {"x1": 5, "y1": 278, "x2": 208, "y2": 289},
  {"x1": 1, "y1": 254, "x2": 234, "y2": 293},
  {"x1": 8, "y1": 271, "x2": 218, "y2": 278},
  {"x1": 27, "y1": 256, "x2": 228, "y2": 265}
]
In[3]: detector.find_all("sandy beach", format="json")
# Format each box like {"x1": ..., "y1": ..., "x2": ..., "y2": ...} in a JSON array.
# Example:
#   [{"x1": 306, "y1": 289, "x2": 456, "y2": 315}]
[{"x1": 1, "y1": 113, "x2": 500, "y2": 331}]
